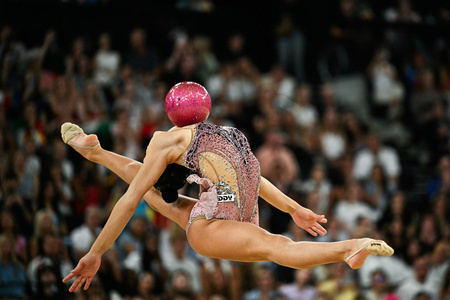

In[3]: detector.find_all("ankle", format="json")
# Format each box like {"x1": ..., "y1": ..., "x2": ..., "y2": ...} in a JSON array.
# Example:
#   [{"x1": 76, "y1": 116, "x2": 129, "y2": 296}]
[
  {"x1": 86, "y1": 146, "x2": 102, "y2": 162},
  {"x1": 344, "y1": 239, "x2": 368, "y2": 261},
  {"x1": 342, "y1": 240, "x2": 356, "y2": 261}
]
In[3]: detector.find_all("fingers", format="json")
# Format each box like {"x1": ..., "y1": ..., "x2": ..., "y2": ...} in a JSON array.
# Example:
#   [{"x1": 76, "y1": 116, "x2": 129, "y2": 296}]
[
  {"x1": 316, "y1": 215, "x2": 328, "y2": 223},
  {"x1": 63, "y1": 262, "x2": 83, "y2": 283},
  {"x1": 68, "y1": 276, "x2": 81, "y2": 292},
  {"x1": 84, "y1": 277, "x2": 93, "y2": 290},
  {"x1": 306, "y1": 228, "x2": 317, "y2": 236},
  {"x1": 62, "y1": 272, "x2": 77, "y2": 283},
  {"x1": 67, "y1": 275, "x2": 93, "y2": 292},
  {"x1": 72, "y1": 263, "x2": 83, "y2": 274},
  {"x1": 75, "y1": 277, "x2": 86, "y2": 292},
  {"x1": 69, "y1": 276, "x2": 86, "y2": 293},
  {"x1": 313, "y1": 223, "x2": 327, "y2": 236}
]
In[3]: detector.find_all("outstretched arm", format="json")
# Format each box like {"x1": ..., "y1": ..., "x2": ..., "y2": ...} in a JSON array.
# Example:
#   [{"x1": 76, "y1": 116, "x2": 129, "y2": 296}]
[
  {"x1": 88, "y1": 132, "x2": 176, "y2": 255},
  {"x1": 63, "y1": 132, "x2": 183, "y2": 292},
  {"x1": 259, "y1": 176, "x2": 327, "y2": 236}
]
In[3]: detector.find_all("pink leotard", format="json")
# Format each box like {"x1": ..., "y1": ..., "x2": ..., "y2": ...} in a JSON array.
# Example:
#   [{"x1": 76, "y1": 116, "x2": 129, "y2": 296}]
[{"x1": 177, "y1": 123, "x2": 261, "y2": 230}]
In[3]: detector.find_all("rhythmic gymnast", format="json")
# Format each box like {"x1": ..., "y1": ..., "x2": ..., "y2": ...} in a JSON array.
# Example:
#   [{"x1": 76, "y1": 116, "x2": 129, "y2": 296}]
[{"x1": 61, "y1": 81, "x2": 393, "y2": 292}]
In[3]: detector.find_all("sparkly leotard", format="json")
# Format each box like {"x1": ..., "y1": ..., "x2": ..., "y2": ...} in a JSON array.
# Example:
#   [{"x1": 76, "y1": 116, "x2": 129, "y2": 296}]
[{"x1": 176, "y1": 123, "x2": 261, "y2": 230}]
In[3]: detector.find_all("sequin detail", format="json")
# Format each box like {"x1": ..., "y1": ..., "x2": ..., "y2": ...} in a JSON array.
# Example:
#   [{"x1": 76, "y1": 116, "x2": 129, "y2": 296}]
[{"x1": 183, "y1": 123, "x2": 261, "y2": 230}]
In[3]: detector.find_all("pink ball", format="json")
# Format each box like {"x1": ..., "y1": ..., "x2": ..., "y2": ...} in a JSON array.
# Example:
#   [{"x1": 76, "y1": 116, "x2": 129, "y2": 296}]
[{"x1": 165, "y1": 81, "x2": 212, "y2": 127}]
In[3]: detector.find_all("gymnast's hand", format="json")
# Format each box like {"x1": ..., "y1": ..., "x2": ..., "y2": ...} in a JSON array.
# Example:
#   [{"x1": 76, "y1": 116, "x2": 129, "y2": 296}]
[
  {"x1": 63, "y1": 252, "x2": 101, "y2": 292},
  {"x1": 291, "y1": 207, "x2": 328, "y2": 236}
]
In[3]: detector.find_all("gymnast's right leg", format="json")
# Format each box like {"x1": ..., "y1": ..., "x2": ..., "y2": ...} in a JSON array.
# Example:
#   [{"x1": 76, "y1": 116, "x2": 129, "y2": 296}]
[
  {"x1": 61, "y1": 123, "x2": 196, "y2": 230},
  {"x1": 187, "y1": 218, "x2": 393, "y2": 270}
]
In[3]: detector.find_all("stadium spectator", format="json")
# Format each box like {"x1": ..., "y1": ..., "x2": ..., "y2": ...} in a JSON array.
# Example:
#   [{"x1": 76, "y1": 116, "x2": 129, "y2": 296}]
[
  {"x1": 275, "y1": 14, "x2": 306, "y2": 83},
  {"x1": 255, "y1": 131, "x2": 300, "y2": 192},
  {"x1": 317, "y1": 262, "x2": 358, "y2": 300},
  {"x1": 134, "y1": 271, "x2": 161, "y2": 299},
  {"x1": 267, "y1": 64, "x2": 296, "y2": 111},
  {"x1": 301, "y1": 163, "x2": 332, "y2": 215},
  {"x1": 243, "y1": 267, "x2": 283, "y2": 300},
  {"x1": 333, "y1": 180, "x2": 378, "y2": 232},
  {"x1": 126, "y1": 28, "x2": 159, "y2": 75},
  {"x1": 363, "y1": 269, "x2": 399, "y2": 300},
  {"x1": 396, "y1": 256, "x2": 439, "y2": 300},
  {"x1": 352, "y1": 132, "x2": 401, "y2": 185},
  {"x1": 362, "y1": 164, "x2": 392, "y2": 217},
  {"x1": 367, "y1": 48, "x2": 405, "y2": 120},
  {"x1": 200, "y1": 258, "x2": 233, "y2": 299},
  {"x1": 384, "y1": 0, "x2": 422, "y2": 23},
  {"x1": 192, "y1": 35, "x2": 220, "y2": 84},
  {"x1": 0, "y1": 233, "x2": 27, "y2": 299},
  {"x1": 165, "y1": 270, "x2": 197, "y2": 300},
  {"x1": 319, "y1": 108, "x2": 347, "y2": 162},
  {"x1": 69, "y1": 205, "x2": 102, "y2": 259},
  {"x1": 93, "y1": 33, "x2": 120, "y2": 90},
  {"x1": 289, "y1": 84, "x2": 318, "y2": 129},
  {"x1": 278, "y1": 269, "x2": 317, "y2": 300},
  {"x1": 427, "y1": 154, "x2": 450, "y2": 199},
  {"x1": 27, "y1": 233, "x2": 73, "y2": 294},
  {"x1": 0, "y1": 210, "x2": 27, "y2": 262},
  {"x1": 161, "y1": 225, "x2": 202, "y2": 295},
  {"x1": 76, "y1": 80, "x2": 107, "y2": 132}
]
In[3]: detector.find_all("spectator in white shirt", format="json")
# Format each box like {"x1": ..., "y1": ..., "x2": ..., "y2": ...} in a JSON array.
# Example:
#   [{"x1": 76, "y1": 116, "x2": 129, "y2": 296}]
[
  {"x1": 69, "y1": 206, "x2": 102, "y2": 259},
  {"x1": 334, "y1": 180, "x2": 378, "y2": 232},
  {"x1": 319, "y1": 108, "x2": 347, "y2": 162},
  {"x1": 367, "y1": 48, "x2": 405, "y2": 120},
  {"x1": 302, "y1": 163, "x2": 332, "y2": 214},
  {"x1": 160, "y1": 225, "x2": 202, "y2": 294},
  {"x1": 290, "y1": 84, "x2": 318, "y2": 128},
  {"x1": 93, "y1": 33, "x2": 120, "y2": 88},
  {"x1": 353, "y1": 132, "x2": 401, "y2": 185},
  {"x1": 27, "y1": 233, "x2": 73, "y2": 294},
  {"x1": 396, "y1": 256, "x2": 439, "y2": 300},
  {"x1": 358, "y1": 254, "x2": 413, "y2": 290},
  {"x1": 267, "y1": 64, "x2": 296, "y2": 111}
]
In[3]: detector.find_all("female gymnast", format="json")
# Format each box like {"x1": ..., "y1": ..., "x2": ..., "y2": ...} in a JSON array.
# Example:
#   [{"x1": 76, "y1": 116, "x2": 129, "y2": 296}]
[{"x1": 61, "y1": 81, "x2": 393, "y2": 292}]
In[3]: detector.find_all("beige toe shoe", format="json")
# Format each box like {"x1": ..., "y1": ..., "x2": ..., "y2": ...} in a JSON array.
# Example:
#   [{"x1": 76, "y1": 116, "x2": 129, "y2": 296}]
[
  {"x1": 345, "y1": 240, "x2": 394, "y2": 263},
  {"x1": 61, "y1": 122, "x2": 84, "y2": 144}
]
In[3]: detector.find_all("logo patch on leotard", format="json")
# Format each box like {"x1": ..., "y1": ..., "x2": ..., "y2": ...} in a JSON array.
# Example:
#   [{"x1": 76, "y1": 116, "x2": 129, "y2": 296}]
[
  {"x1": 217, "y1": 193, "x2": 236, "y2": 202},
  {"x1": 216, "y1": 181, "x2": 237, "y2": 203}
]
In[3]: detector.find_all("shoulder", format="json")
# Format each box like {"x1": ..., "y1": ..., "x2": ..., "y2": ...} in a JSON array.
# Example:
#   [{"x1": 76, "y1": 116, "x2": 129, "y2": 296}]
[
  {"x1": 154, "y1": 125, "x2": 195, "y2": 143},
  {"x1": 148, "y1": 128, "x2": 193, "y2": 163},
  {"x1": 148, "y1": 131, "x2": 181, "y2": 151},
  {"x1": 168, "y1": 124, "x2": 196, "y2": 132}
]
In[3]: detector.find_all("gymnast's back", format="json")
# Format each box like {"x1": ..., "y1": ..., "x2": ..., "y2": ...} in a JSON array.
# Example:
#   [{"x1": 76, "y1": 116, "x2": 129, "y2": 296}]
[{"x1": 173, "y1": 122, "x2": 261, "y2": 225}]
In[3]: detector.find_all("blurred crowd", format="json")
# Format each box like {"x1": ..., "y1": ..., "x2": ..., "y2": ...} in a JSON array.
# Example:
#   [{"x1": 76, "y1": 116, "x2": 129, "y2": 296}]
[{"x1": 0, "y1": 0, "x2": 450, "y2": 299}]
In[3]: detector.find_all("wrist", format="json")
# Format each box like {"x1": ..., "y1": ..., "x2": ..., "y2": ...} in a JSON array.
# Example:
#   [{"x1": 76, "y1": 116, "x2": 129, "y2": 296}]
[
  {"x1": 288, "y1": 202, "x2": 302, "y2": 215},
  {"x1": 88, "y1": 249, "x2": 104, "y2": 257}
]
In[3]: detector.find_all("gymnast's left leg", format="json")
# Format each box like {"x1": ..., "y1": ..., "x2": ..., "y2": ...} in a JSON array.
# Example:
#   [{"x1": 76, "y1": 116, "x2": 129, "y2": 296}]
[
  {"x1": 61, "y1": 122, "x2": 196, "y2": 230},
  {"x1": 187, "y1": 218, "x2": 393, "y2": 270}
]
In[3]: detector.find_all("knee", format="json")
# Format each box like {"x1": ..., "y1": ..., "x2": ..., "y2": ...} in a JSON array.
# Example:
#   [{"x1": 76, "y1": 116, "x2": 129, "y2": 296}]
[{"x1": 263, "y1": 234, "x2": 293, "y2": 261}]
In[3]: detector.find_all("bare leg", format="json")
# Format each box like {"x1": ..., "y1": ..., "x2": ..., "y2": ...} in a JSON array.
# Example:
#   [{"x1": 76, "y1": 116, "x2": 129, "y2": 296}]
[
  {"x1": 62, "y1": 125, "x2": 196, "y2": 230},
  {"x1": 62, "y1": 124, "x2": 392, "y2": 269},
  {"x1": 188, "y1": 219, "x2": 392, "y2": 270}
]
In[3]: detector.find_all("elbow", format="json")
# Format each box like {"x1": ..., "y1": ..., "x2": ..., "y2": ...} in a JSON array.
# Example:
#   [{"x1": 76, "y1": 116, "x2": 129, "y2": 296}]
[
  {"x1": 124, "y1": 162, "x2": 141, "y2": 184},
  {"x1": 117, "y1": 194, "x2": 141, "y2": 214}
]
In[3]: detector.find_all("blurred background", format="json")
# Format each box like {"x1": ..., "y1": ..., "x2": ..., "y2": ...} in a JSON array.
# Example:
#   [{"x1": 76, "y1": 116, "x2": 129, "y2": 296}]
[{"x1": 0, "y1": 0, "x2": 449, "y2": 299}]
